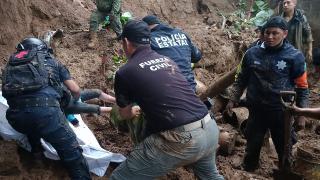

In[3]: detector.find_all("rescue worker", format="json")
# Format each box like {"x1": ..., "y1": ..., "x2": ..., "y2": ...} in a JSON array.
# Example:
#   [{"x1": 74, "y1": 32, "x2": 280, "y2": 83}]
[
  {"x1": 281, "y1": 0, "x2": 312, "y2": 130},
  {"x1": 142, "y1": 15, "x2": 202, "y2": 92},
  {"x1": 281, "y1": 0, "x2": 313, "y2": 62},
  {"x1": 226, "y1": 16, "x2": 309, "y2": 172},
  {"x1": 110, "y1": 20, "x2": 223, "y2": 180},
  {"x1": 88, "y1": 0, "x2": 122, "y2": 48},
  {"x1": 3, "y1": 38, "x2": 91, "y2": 179}
]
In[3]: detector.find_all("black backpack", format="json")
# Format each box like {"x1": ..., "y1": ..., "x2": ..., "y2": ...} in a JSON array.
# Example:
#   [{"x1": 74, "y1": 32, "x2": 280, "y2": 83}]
[{"x1": 1, "y1": 51, "x2": 50, "y2": 98}]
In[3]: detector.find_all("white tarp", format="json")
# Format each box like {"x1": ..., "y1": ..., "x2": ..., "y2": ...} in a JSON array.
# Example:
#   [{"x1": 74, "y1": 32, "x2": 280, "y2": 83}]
[{"x1": 0, "y1": 92, "x2": 125, "y2": 177}]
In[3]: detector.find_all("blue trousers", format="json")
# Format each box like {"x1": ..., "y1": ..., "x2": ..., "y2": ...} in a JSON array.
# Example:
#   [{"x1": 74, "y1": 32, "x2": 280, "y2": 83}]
[
  {"x1": 6, "y1": 106, "x2": 91, "y2": 180},
  {"x1": 110, "y1": 115, "x2": 224, "y2": 180},
  {"x1": 243, "y1": 107, "x2": 295, "y2": 171}
]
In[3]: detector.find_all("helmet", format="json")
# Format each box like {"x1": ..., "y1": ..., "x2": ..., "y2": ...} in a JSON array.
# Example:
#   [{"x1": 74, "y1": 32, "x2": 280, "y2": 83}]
[{"x1": 16, "y1": 37, "x2": 48, "y2": 52}]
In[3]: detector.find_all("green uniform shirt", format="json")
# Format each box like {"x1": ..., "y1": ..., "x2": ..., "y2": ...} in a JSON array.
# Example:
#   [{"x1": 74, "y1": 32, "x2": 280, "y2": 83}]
[
  {"x1": 282, "y1": 9, "x2": 313, "y2": 52},
  {"x1": 96, "y1": 0, "x2": 121, "y2": 15}
]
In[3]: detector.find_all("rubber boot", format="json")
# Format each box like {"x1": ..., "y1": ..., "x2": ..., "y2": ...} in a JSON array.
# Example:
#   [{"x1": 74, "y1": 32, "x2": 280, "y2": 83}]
[{"x1": 87, "y1": 31, "x2": 97, "y2": 49}]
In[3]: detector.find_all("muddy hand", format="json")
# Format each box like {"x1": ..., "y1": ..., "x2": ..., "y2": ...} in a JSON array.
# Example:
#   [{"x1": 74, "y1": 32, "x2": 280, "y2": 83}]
[
  {"x1": 131, "y1": 106, "x2": 141, "y2": 117},
  {"x1": 283, "y1": 104, "x2": 299, "y2": 114},
  {"x1": 226, "y1": 100, "x2": 235, "y2": 116}
]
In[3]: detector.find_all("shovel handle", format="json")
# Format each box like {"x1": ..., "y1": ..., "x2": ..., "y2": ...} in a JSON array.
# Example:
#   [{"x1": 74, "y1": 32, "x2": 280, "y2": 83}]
[{"x1": 280, "y1": 91, "x2": 296, "y2": 107}]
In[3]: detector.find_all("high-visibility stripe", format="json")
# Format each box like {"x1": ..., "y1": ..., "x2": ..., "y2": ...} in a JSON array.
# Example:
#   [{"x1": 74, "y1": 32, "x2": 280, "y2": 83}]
[{"x1": 294, "y1": 71, "x2": 308, "y2": 88}]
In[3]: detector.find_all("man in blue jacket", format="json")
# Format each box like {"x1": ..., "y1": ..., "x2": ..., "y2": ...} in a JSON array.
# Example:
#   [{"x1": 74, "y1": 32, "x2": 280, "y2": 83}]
[
  {"x1": 142, "y1": 15, "x2": 202, "y2": 92},
  {"x1": 226, "y1": 16, "x2": 309, "y2": 172}
]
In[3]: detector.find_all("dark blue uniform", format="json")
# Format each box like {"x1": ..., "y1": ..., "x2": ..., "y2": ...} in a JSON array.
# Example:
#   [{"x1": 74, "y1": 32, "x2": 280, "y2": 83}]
[
  {"x1": 115, "y1": 46, "x2": 207, "y2": 137},
  {"x1": 5, "y1": 51, "x2": 91, "y2": 179},
  {"x1": 149, "y1": 24, "x2": 202, "y2": 91},
  {"x1": 229, "y1": 41, "x2": 309, "y2": 170}
]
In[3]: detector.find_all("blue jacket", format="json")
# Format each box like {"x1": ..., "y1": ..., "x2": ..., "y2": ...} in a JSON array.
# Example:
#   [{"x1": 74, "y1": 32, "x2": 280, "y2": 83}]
[
  {"x1": 230, "y1": 40, "x2": 309, "y2": 109},
  {"x1": 150, "y1": 24, "x2": 202, "y2": 91}
]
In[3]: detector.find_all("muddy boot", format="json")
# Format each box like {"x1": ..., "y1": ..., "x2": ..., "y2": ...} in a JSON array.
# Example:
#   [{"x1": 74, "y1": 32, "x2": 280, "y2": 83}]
[{"x1": 87, "y1": 31, "x2": 98, "y2": 49}]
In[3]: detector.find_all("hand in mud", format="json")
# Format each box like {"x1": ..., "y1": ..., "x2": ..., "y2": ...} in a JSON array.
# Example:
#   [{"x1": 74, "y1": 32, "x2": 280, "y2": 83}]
[
  {"x1": 283, "y1": 104, "x2": 299, "y2": 114},
  {"x1": 131, "y1": 105, "x2": 141, "y2": 117},
  {"x1": 226, "y1": 100, "x2": 236, "y2": 116}
]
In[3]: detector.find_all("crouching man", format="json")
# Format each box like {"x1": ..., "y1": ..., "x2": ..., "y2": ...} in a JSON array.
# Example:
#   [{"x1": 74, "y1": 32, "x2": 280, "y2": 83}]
[{"x1": 110, "y1": 20, "x2": 223, "y2": 180}]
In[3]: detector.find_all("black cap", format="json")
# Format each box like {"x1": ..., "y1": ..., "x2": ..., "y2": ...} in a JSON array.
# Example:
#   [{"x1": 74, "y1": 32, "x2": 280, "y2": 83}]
[
  {"x1": 142, "y1": 15, "x2": 161, "y2": 25},
  {"x1": 264, "y1": 16, "x2": 288, "y2": 30},
  {"x1": 121, "y1": 20, "x2": 150, "y2": 44}
]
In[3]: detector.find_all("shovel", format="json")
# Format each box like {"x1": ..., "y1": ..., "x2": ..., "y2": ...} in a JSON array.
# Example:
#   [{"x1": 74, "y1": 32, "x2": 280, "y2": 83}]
[{"x1": 273, "y1": 91, "x2": 304, "y2": 180}]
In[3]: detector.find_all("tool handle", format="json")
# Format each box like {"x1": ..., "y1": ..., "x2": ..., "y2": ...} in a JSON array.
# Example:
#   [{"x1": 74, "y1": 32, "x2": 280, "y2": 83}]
[{"x1": 280, "y1": 91, "x2": 296, "y2": 107}]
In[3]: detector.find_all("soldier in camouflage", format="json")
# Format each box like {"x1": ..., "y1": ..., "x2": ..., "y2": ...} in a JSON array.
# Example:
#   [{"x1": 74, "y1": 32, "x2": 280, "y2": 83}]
[{"x1": 88, "y1": 0, "x2": 122, "y2": 48}]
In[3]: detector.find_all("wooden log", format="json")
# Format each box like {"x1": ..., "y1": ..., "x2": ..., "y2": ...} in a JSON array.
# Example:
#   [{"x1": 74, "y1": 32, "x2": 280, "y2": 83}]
[
  {"x1": 218, "y1": 124, "x2": 238, "y2": 156},
  {"x1": 223, "y1": 107, "x2": 249, "y2": 135},
  {"x1": 199, "y1": 67, "x2": 237, "y2": 101}
]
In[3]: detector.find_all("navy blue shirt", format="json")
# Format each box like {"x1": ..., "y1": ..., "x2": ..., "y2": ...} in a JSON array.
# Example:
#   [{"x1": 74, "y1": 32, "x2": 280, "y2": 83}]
[
  {"x1": 150, "y1": 24, "x2": 202, "y2": 91},
  {"x1": 7, "y1": 51, "x2": 71, "y2": 101},
  {"x1": 231, "y1": 40, "x2": 307, "y2": 109},
  {"x1": 115, "y1": 46, "x2": 207, "y2": 136}
]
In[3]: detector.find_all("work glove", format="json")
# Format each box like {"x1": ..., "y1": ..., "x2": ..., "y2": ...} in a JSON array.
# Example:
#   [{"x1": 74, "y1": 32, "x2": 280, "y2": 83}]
[{"x1": 66, "y1": 114, "x2": 80, "y2": 127}]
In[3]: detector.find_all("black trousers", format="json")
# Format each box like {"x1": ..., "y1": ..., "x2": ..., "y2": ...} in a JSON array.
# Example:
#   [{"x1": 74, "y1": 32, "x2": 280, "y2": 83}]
[{"x1": 243, "y1": 106, "x2": 296, "y2": 171}]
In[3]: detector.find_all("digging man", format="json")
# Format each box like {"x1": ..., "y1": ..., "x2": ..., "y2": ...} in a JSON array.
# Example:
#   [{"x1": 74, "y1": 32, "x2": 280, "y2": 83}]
[{"x1": 110, "y1": 20, "x2": 223, "y2": 180}]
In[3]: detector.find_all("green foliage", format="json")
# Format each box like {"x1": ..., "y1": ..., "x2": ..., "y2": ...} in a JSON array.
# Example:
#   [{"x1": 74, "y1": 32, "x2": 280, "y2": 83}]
[
  {"x1": 120, "y1": 12, "x2": 133, "y2": 26},
  {"x1": 222, "y1": 0, "x2": 273, "y2": 34},
  {"x1": 107, "y1": 49, "x2": 127, "y2": 81},
  {"x1": 101, "y1": 12, "x2": 133, "y2": 29},
  {"x1": 250, "y1": 0, "x2": 274, "y2": 27},
  {"x1": 112, "y1": 53, "x2": 127, "y2": 65},
  {"x1": 250, "y1": 9, "x2": 274, "y2": 27}
]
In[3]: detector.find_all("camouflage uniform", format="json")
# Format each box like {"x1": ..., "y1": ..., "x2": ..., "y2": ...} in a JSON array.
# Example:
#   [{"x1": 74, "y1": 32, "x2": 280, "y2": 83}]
[
  {"x1": 90, "y1": 0, "x2": 122, "y2": 36},
  {"x1": 281, "y1": 9, "x2": 313, "y2": 54}
]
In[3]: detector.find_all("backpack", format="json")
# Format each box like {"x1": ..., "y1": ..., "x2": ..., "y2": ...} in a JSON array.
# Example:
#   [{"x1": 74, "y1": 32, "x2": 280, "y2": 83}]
[{"x1": 1, "y1": 50, "x2": 49, "y2": 98}]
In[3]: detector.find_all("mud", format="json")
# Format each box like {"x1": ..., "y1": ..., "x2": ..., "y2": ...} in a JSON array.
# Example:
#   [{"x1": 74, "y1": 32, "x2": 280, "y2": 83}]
[{"x1": 0, "y1": 0, "x2": 320, "y2": 179}]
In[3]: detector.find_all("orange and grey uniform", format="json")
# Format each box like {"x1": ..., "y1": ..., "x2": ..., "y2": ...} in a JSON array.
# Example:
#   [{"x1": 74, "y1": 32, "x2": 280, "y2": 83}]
[
  {"x1": 89, "y1": 0, "x2": 122, "y2": 35},
  {"x1": 229, "y1": 40, "x2": 308, "y2": 171}
]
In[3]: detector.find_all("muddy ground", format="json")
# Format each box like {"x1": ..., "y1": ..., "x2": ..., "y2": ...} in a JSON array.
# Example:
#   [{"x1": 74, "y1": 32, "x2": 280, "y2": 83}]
[{"x1": 1, "y1": 0, "x2": 320, "y2": 179}]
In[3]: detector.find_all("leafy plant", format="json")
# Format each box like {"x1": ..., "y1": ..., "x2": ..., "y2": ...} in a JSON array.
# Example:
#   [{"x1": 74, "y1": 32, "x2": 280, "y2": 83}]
[
  {"x1": 221, "y1": 0, "x2": 273, "y2": 35},
  {"x1": 106, "y1": 49, "x2": 128, "y2": 81},
  {"x1": 250, "y1": 0, "x2": 274, "y2": 27}
]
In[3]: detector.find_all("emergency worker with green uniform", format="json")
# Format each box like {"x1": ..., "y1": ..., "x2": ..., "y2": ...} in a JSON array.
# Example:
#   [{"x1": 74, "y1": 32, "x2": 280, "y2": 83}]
[{"x1": 88, "y1": 0, "x2": 122, "y2": 48}]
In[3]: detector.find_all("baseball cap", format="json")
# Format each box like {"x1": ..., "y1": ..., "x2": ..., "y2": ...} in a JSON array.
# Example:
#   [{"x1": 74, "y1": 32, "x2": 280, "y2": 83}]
[
  {"x1": 120, "y1": 20, "x2": 150, "y2": 44},
  {"x1": 264, "y1": 16, "x2": 288, "y2": 30},
  {"x1": 142, "y1": 15, "x2": 161, "y2": 25}
]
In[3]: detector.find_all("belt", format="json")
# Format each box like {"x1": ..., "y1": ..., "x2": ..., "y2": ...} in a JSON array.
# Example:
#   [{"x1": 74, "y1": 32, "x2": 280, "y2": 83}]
[
  {"x1": 8, "y1": 97, "x2": 60, "y2": 108},
  {"x1": 176, "y1": 113, "x2": 211, "y2": 131}
]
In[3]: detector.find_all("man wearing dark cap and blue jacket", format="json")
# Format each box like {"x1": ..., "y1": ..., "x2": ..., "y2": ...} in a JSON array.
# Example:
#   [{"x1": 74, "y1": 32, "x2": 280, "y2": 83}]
[
  {"x1": 142, "y1": 15, "x2": 202, "y2": 92},
  {"x1": 110, "y1": 20, "x2": 223, "y2": 180},
  {"x1": 226, "y1": 16, "x2": 309, "y2": 172}
]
